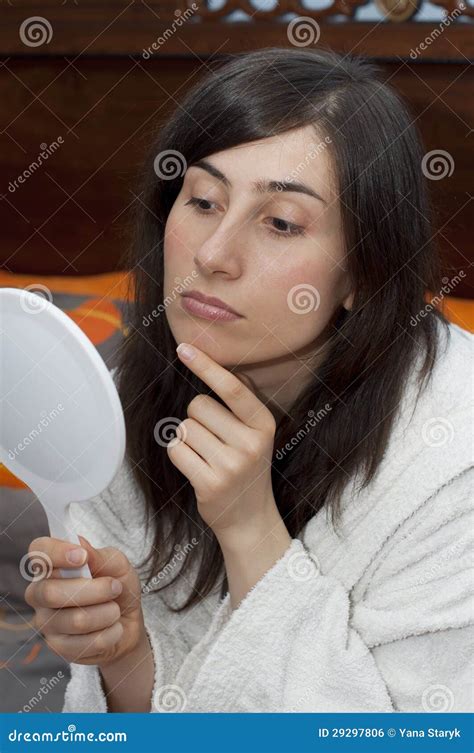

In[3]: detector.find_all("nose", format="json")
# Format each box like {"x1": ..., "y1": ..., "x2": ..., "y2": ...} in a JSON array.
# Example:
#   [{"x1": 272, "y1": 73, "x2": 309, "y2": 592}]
[{"x1": 193, "y1": 224, "x2": 242, "y2": 279}]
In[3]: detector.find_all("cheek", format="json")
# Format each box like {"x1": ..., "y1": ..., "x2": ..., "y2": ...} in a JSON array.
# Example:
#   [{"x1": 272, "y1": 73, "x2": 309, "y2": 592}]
[
  {"x1": 270, "y1": 258, "x2": 338, "y2": 312},
  {"x1": 263, "y1": 260, "x2": 342, "y2": 346},
  {"x1": 164, "y1": 211, "x2": 193, "y2": 270}
]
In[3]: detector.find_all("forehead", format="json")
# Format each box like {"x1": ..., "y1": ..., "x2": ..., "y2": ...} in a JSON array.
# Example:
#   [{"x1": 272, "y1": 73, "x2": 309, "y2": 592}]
[{"x1": 188, "y1": 125, "x2": 337, "y2": 202}]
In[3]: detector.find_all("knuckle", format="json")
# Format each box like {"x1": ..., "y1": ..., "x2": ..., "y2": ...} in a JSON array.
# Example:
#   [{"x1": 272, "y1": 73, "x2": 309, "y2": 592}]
[
  {"x1": 32, "y1": 610, "x2": 44, "y2": 633},
  {"x1": 71, "y1": 608, "x2": 89, "y2": 633},
  {"x1": 179, "y1": 418, "x2": 192, "y2": 434},
  {"x1": 24, "y1": 583, "x2": 36, "y2": 607},
  {"x1": 94, "y1": 632, "x2": 107, "y2": 653},
  {"x1": 45, "y1": 635, "x2": 67, "y2": 661},
  {"x1": 101, "y1": 601, "x2": 122, "y2": 629},
  {"x1": 107, "y1": 601, "x2": 121, "y2": 625},
  {"x1": 41, "y1": 581, "x2": 61, "y2": 607},
  {"x1": 264, "y1": 414, "x2": 277, "y2": 434},
  {"x1": 28, "y1": 537, "x2": 47, "y2": 555},
  {"x1": 229, "y1": 381, "x2": 245, "y2": 399},
  {"x1": 221, "y1": 452, "x2": 241, "y2": 475},
  {"x1": 244, "y1": 439, "x2": 263, "y2": 459},
  {"x1": 116, "y1": 550, "x2": 130, "y2": 572},
  {"x1": 106, "y1": 548, "x2": 130, "y2": 575},
  {"x1": 187, "y1": 394, "x2": 207, "y2": 415},
  {"x1": 203, "y1": 476, "x2": 223, "y2": 498},
  {"x1": 94, "y1": 547, "x2": 129, "y2": 578}
]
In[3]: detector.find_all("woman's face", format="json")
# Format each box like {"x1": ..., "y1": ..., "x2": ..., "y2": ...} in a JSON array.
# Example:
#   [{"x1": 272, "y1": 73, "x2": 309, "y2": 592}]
[{"x1": 163, "y1": 125, "x2": 353, "y2": 376}]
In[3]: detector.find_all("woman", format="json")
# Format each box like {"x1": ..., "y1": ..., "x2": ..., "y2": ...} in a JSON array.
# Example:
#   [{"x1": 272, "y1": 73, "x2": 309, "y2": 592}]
[{"x1": 25, "y1": 47, "x2": 473, "y2": 713}]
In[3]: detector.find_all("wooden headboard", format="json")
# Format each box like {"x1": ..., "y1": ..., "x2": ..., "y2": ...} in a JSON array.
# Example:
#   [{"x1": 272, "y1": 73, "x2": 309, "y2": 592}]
[{"x1": 1, "y1": 1, "x2": 472, "y2": 297}]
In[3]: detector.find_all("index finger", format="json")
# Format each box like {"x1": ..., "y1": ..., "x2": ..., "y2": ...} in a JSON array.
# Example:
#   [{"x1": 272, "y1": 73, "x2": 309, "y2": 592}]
[
  {"x1": 176, "y1": 343, "x2": 273, "y2": 429},
  {"x1": 28, "y1": 536, "x2": 87, "y2": 573}
]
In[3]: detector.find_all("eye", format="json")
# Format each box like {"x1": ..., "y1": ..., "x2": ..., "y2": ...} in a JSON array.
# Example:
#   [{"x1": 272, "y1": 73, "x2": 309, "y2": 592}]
[
  {"x1": 185, "y1": 196, "x2": 217, "y2": 214},
  {"x1": 266, "y1": 217, "x2": 305, "y2": 239},
  {"x1": 185, "y1": 197, "x2": 305, "y2": 239}
]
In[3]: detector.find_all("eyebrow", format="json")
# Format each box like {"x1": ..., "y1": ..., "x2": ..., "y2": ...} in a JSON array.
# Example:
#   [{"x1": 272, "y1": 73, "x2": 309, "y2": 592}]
[{"x1": 190, "y1": 159, "x2": 328, "y2": 206}]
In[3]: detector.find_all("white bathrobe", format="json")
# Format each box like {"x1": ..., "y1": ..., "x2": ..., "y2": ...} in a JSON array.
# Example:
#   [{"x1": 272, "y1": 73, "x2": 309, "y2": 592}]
[{"x1": 62, "y1": 321, "x2": 473, "y2": 713}]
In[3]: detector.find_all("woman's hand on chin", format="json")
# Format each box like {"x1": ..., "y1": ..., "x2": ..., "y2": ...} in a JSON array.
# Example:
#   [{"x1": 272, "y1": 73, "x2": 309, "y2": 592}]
[{"x1": 168, "y1": 342, "x2": 290, "y2": 557}]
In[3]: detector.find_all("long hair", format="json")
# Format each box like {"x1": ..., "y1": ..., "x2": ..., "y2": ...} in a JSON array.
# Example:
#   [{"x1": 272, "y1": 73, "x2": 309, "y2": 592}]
[{"x1": 115, "y1": 47, "x2": 449, "y2": 611}]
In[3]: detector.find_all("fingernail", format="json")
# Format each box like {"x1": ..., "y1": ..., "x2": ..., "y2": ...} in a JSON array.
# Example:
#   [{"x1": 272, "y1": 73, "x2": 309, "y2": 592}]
[
  {"x1": 177, "y1": 343, "x2": 196, "y2": 361},
  {"x1": 111, "y1": 579, "x2": 123, "y2": 595},
  {"x1": 66, "y1": 548, "x2": 86, "y2": 565}
]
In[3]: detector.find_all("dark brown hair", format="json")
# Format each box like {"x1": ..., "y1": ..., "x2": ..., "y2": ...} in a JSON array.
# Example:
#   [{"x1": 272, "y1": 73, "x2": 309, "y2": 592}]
[{"x1": 115, "y1": 47, "x2": 449, "y2": 611}]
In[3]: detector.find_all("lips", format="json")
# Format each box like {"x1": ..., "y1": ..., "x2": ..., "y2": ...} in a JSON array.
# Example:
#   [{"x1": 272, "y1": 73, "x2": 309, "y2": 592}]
[{"x1": 181, "y1": 290, "x2": 242, "y2": 317}]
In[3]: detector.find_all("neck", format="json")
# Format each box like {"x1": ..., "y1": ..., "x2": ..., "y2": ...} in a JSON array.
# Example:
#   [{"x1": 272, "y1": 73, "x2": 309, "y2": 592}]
[{"x1": 231, "y1": 332, "x2": 331, "y2": 421}]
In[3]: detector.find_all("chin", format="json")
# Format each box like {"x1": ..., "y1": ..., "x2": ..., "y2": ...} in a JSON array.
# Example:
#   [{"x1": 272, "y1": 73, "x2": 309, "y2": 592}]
[{"x1": 167, "y1": 316, "x2": 227, "y2": 360}]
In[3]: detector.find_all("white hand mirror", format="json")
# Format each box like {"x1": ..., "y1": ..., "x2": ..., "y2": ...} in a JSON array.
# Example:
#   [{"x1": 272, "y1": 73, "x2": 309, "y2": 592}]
[{"x1": 0, "y1": 287, "x2": 126, "y2": 580}]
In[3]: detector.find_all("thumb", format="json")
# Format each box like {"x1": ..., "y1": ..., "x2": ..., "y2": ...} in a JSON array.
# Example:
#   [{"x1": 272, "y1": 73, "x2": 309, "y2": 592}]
[
  {"x1": 77, "y1": 535, "x2": 128, "y2": 580},
  {"x1": 77, "y1": 534, "x2": 141, "y2": 616}
]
